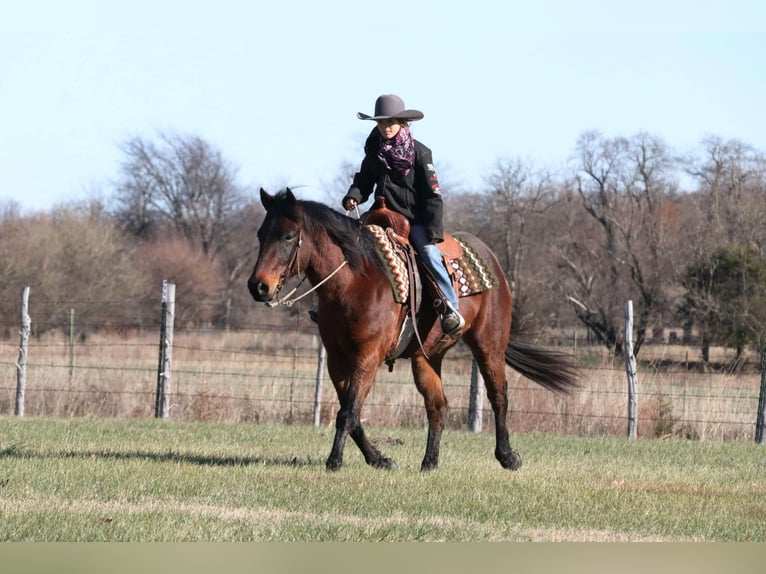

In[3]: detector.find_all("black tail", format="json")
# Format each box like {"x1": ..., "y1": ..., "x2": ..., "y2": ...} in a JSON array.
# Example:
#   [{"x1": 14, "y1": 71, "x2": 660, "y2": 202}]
[{"x1": 504, "y1": 339, "x2": 580, "y2": 395}]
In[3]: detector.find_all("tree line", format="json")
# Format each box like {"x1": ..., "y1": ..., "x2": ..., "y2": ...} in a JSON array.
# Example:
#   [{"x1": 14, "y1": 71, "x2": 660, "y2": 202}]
[{"x1": 2, "y1": 130, "x2": 765, "y2": 368}]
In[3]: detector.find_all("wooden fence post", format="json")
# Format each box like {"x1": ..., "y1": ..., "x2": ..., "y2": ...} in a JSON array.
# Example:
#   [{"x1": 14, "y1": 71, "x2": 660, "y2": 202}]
[
  {"x1": 624, "y1": 300, "x2": 638, "y2": 439},
  {"x1": 313, "y1": 343, "x2": 326, "y2": 427},
  {"x1": 155, "y1": 281, "x2": 175, "y2": 419},
  {"x1": 756, "y1": 348, "x2": 766, "y2": 444},
  {"x1": 69, "y1": 308, "x2": 75, "y2": 381},
  {"x1": 469, "y1": 360, "x2": 484, "y2": 433},
  {"x1": 15, "y1": 286, "x2": 31, "y2": 417}
]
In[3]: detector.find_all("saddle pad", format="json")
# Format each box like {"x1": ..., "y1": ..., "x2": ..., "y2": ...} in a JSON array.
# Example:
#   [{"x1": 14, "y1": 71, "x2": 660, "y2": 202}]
[
  {"x1": 366, "y1": 224, "x2": 410, "y2": 303},
  {"x1": 449, "y1": 233, "x2": 500, "y2": 297},
  {"x1": 367, "y1": 225, "x2": 498, "y2": 303}
]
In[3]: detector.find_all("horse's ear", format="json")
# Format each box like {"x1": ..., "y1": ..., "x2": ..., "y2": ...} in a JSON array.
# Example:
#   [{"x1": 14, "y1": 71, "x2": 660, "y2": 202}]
[
  {"x1": 260, "y1": 187, "x2": 274, "y2": 210},
  {"x1": 285, "y1": 187, "x2": 297, "y2": 204}
]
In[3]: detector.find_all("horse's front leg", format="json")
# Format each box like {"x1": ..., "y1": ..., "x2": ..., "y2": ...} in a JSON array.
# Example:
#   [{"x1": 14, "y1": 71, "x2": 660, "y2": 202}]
[
  {"x1": 326, "y1": 407, "x2": 350, "y2": 471},
  {"x1": 326, "y1": 364, "x2": 397, "y2": 471},
  {"x1": 411, "y1": 354, "x2": 448, "y2": 471},
  {"x1": 350, "y1": 407, "x2": 398, "y2": 470}
]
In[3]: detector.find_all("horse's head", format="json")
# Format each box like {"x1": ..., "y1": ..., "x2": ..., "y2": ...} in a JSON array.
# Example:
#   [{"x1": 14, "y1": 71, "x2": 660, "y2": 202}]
[{"x1": 247, "y1": 187, "x2": 304, "y2": 303}]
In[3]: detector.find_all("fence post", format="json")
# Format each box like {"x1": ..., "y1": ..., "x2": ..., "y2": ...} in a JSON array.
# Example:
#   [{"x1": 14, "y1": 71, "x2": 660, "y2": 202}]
[
  {"x1": 756, "y1": 348, "x2": 766, "y2": 444},
  {"x1": 15, "y1": 286, "x2": 31, "y2": 417},
  {"x1": 313, "y1": 343, "x2": 326, "y2": 427},
  {"x1": 624, "y1": 300, "x2": 638, "y2": 439},
  {"x1": 468, "y1": 360, "x2": 484, "y2": 433},
  {"x1": 69, "y1": 308, "x2": 75, "y2": 381},
  {"x1": 155, "y1": 281, "x2": 175, "y2": 419}
]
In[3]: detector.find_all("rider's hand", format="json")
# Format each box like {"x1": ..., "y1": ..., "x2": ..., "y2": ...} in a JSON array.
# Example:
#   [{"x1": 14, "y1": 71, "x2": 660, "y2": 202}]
[{"x1": 343, "y1": 198, "x2": 358, "y2": 211}]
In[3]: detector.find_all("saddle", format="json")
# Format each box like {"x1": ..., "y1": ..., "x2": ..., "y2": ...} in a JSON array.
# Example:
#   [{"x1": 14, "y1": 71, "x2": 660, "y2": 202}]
[
  {"x1": 362, "y1": 197, "x2": 464, "y2": 260},
  {"x1": 362, "y1": 197, "x2": 498, "y2": 367},
  {"x1": 362, "y1": 198, "x2": 464, "y2": 311}
]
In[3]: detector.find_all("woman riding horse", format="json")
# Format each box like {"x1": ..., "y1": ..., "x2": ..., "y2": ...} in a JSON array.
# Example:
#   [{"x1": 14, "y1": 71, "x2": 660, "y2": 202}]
[{"x1": 248, "y1": 188, "x2": 579, "y2": 472}]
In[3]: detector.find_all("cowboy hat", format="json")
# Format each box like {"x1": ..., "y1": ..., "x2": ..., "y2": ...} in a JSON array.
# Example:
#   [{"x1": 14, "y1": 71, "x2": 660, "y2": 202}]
[{"x1": 357, "y1": 94, "x2": 424, "y2": 121}]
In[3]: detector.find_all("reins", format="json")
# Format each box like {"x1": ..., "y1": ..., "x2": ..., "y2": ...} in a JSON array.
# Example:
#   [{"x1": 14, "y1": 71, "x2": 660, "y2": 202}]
[{"x1": 266, "y1": 229, "x2": 348, "y2": 308}]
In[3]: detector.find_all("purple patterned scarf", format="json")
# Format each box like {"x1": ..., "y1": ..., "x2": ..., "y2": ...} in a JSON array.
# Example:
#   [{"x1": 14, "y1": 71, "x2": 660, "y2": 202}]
[{"x1": 378, "y1": 127, "x2": 415, "y2": 175}]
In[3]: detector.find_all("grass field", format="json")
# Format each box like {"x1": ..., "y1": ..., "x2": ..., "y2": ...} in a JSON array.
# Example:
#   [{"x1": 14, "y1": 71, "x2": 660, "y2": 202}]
[{"x1": 1, "y1": 416, "x2": 764, "y2": 541}]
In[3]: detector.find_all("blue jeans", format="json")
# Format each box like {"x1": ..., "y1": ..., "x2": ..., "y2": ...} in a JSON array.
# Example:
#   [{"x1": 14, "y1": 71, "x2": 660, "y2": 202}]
[{"x1": 409, "y1": 224, "x2": 460, "y2": 311}]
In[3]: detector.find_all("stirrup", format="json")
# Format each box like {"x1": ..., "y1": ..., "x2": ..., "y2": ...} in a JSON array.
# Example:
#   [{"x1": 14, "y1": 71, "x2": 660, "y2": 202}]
[{"x1": 441, "y1": 309, "x2": 465, "y2": 336}]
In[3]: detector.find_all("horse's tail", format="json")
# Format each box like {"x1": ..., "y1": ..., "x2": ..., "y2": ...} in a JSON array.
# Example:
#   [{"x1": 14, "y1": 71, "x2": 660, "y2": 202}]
[{"x1": 504, "y1": 339, "x2": 580, "y2": 395}]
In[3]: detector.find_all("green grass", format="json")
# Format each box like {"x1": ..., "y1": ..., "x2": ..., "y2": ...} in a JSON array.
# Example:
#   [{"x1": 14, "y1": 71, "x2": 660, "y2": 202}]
[{"x1": 1, "y1": 416, "x2": 764, "y2": 541}]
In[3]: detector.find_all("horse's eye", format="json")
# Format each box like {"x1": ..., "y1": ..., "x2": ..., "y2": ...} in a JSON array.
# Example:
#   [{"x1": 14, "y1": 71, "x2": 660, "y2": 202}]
[{"x1": 281, "y1": 230, "x2": 296, "y2": 242}]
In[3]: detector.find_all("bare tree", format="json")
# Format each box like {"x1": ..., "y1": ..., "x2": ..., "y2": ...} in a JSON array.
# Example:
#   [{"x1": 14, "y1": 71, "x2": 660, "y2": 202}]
[
  {"x1": 684, "y1": 136, "x2": 766, "y2": 254},
  {"x1": 113, "y1": 132, "x2": 247, "y2": 257},
  {"x1": 679, "y1": 136, "x2": 766, "y2": 362},
  {"x1": 215, "y1": 198, "x2": 266, "y2": 329},
  {"x1": 319, "y1": 159, "x2": 359, "y2": 206},
  {"x1": 136, "y1": 235, "x2": 225, "y2": 327},
  {"x1": 0, "y1": 199, "x2": 21, "y2": 221},
  {"x1": 483, "y1": 158, "x2": 557, "y2": 316},
  {"x1": 112, "y1": 132, "x2": 258, "y2": 328},
  {"x1": 555, "y1": 131, "x2": 679, "y2": 356},
  {"x1": 0, "y1": 203, "x2": 151, "y2": 334}
]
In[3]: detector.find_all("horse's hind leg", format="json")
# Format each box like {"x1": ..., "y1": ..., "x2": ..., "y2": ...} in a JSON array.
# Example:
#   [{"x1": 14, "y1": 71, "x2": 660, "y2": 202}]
[
  {"x1": 464, "y1": 336, "x2": 522, "y2": 471},
  {"x1": 484, "y1": 365, "x2": 522, "y2": 470},
  {"x1": 411, "y1": 354, "x2": 448, "y2": 471}
]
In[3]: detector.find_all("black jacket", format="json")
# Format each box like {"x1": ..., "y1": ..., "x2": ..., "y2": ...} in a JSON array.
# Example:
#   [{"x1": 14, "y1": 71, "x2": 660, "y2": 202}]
[{"x1": 344, "y1": 128, "x2": 444, "y2": 242}]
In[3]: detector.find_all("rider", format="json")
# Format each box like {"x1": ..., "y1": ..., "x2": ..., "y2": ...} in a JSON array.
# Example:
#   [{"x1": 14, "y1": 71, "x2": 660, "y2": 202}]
[{"x1": 342, "y1": 94, "x2": 465, "y2": 336}]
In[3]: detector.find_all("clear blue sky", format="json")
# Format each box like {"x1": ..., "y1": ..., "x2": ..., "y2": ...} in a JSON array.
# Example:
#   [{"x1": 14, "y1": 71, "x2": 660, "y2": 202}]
[{"x1": 2, "y1": 0, "x2": 764, "y2": 211}]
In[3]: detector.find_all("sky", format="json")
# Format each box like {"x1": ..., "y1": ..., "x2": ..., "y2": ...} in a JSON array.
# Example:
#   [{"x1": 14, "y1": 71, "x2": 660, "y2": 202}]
[{"x1": 1, "y1": 0, "x2": 765, "y2": 212}]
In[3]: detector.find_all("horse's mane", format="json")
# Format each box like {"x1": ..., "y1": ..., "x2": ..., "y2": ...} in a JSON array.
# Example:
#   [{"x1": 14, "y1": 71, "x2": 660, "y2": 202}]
[{"x1": 269, "y1": 191, "x2": 383, "y2": 274}]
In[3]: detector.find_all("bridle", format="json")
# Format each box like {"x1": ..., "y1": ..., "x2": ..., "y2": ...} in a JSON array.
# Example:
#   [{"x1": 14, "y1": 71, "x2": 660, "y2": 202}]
[{"x1": 265, "y1": 229, "x2": 348, "y2": 308}]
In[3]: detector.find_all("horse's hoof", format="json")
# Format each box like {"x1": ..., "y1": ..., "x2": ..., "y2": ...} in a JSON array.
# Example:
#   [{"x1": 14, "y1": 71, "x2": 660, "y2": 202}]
[
  {"x1": 374, "y1": 457, "x2": 399, "y2": 470},
  {"x1": 498, "y1": 450, "x2": 522, "y2": 471},
  {"x1": 325, "y1": 458, "x2": 342, "y2": 472}
]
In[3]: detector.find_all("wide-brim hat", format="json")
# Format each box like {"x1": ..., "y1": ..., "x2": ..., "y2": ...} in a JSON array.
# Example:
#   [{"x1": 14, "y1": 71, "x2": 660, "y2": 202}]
[{"x1": 357, "y1": 94, "x2": 424, "y2": 122}]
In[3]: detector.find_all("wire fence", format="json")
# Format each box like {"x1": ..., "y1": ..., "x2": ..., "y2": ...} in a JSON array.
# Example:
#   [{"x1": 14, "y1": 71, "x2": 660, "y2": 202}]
[
  {"x1": 2, "y1": 320, "x2": 763, "y2": 442},
  {"x1": 2, "y1": 283, "x2": 765, "y2": 442}
]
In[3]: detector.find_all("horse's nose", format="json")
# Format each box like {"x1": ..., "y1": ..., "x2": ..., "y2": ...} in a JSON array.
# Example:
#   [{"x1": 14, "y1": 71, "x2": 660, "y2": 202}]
[{"x1": 248, "y1": 279, "x2": 271, "y2": 302}]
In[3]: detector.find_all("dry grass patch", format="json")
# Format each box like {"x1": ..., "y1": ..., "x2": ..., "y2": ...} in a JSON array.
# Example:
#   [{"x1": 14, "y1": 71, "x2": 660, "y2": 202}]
[{"x1": 1, "y1": 331, "x2": 761, "y2": 441}]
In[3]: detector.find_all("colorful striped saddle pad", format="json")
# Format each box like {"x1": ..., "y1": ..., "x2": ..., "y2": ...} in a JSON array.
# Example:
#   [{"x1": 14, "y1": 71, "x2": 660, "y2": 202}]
[{"x1": 365, "y1": 225, "x2": 498, "y2": 303}]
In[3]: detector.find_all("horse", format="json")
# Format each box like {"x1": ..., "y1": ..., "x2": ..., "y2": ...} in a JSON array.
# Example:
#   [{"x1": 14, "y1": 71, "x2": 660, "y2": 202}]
[{"x1": 247, "y1": 188, "x2": 579, "y2": 472}]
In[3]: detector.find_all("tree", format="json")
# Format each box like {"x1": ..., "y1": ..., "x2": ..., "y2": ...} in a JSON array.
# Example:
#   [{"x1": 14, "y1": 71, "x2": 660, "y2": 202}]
[
  {"x1": 554, "y1": 131, "x2": 679, "y2": 356},
  {"x1": 214, "y1": 198, "x2": 266, "y2": 329},
  {"x1": 113, "y1": 132, "x2": 247, "y2": 257},
  {"x1": 482, "y1": 158, "x2": 558, "y2": 324},
  {"x1": 320, "y1": 159, "x2": 359, "y2": 206},
  {"x1": 135, "y1": 236, "x2": 225, "y2": 327},
  {"x1": 112, "y1": 132, "x2": 257, "y2": 328},
  {"x1": 0, "y1": 202, "x2": 151, "y2": 334},
  {"x1": 680, "y1": 245, "x2": 766, "y2": 366},
  {"x1": 679, "y1": 137, "x2": 766, "y2": 362},
  {"x1": 683, "y1": 136, "x2": 766, "y2": 258}
]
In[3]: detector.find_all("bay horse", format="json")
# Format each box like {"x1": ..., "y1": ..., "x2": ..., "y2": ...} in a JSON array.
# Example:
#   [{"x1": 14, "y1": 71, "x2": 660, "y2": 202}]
[{"x1": 247, "y1": 188, "x2": 578, "y2": 472}]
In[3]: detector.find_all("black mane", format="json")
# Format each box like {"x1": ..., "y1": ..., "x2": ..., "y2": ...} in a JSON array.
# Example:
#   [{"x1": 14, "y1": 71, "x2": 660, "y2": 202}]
[{"x1": 268, "y1": 190, "x2": 382, "y2": 273}]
